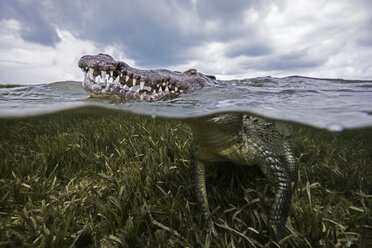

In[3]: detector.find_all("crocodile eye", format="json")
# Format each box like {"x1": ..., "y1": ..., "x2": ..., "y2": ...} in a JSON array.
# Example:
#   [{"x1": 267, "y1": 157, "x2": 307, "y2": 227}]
[{"x1": 184, "y1": 69, "x2": 197, "y2": 75}]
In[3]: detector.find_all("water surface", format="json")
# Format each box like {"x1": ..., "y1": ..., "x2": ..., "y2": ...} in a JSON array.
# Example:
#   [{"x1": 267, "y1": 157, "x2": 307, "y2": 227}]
[{"x1": 1, "y1": 76, "x2": 372, "y2": 130}]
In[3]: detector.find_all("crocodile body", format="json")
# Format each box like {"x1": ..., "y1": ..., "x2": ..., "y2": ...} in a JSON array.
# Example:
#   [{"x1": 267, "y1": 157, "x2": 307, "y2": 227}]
[
  {"x1": 78, "y1": 54, "x2": 298, "y2": 237},
  {"x1": 187, "y1": 114, "x2": 297, "y2": 237}
]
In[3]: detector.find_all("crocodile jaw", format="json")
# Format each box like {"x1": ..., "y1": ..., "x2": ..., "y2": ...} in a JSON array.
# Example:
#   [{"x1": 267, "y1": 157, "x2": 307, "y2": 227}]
[
  {"x1": 81, "y1": 67, "x2": 181, "y2": 101},
  {"x1": 79, "y1": 53, "x2": 217, "y2": 101}
]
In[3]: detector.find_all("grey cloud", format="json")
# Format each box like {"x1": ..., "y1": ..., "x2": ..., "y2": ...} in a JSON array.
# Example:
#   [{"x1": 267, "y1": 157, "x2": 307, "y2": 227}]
[
  {"x1": 20, "y1": 22, "x2": 60, "y2": 46},
  {"x1": 194, "y1": 0, "x2": 267, "y2": 21},
  {"x1": 2, "y1": 0, "x2": 372, "y2": 79},
  {"x1": 225, "y1": 42, "x2": 272, "y2": 58},
  {"x1": 244, "y1": 48, "x2": 326, "y2": 72},
  {"x1": 0, "y1": 0, "x2": 266, "y2": 67},
  {"x1": 357, "y1": 17, "x2": 372, "y2": 47},
  {"x1": 62, "y1": 0, "x2": 259, "y2": 65},
  {"x1": 0, "y1": 0, "x2": 60, "y2": 46},
  {"x1": 48, "y1": 1, "x2": 208, "y2": 66}
]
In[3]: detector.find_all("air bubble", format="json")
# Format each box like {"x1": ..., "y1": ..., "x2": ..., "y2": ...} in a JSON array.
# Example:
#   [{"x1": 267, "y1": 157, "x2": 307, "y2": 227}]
[
  {"x1": 151, "y1": 109, "x2": 157, "y2": 119},
  {"x1": 326, "y1": 123, "x2": 344, "y2": 132}
]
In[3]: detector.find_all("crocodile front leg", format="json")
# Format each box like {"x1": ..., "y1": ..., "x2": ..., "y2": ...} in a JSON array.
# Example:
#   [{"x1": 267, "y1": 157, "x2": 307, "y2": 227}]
[
  {"x1": 190, "y1": 142, "x2": 297, "y2": 238},
  {"x1": 253, "y1": 141, "x2": 296, "y2": 237},
  {"x1": 190, "y1": 147, "x2": 217, "y2": 236}
]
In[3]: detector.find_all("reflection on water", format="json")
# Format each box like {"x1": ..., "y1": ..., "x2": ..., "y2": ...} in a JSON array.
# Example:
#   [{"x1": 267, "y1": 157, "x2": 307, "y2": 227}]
[
  {"x1": 0, "y1": 76, "x2": 372, "y2": 130},
  {"x1": 0, "y1": 109, "x2": 371, "y2": 247}
]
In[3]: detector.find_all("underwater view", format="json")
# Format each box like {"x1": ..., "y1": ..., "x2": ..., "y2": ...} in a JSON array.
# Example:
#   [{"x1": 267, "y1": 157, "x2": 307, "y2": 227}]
[{"x1": 0, "y1": 77, "x2": 372, "y2": 247}]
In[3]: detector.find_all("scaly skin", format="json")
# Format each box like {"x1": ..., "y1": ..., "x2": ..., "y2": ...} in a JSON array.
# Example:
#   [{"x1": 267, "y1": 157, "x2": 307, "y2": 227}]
[
  {"x1": 187, "y1": 114, "x2": 297, "y2": 238},
  {"x1": 78, "y1": 54, "x2": 298, "y2": 238}
]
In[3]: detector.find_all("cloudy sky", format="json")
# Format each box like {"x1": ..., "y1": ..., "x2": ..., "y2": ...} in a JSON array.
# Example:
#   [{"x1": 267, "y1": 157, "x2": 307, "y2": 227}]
[{"x1": 0, "y1": 0, "x2": 371, "y2": 84}]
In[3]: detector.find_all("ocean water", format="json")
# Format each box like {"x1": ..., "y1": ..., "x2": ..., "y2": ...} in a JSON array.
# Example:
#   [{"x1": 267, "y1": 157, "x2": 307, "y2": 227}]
[
  {"x1": 0, "y1": 77, "x2": 371, "y2": 247},
  {"x1": 1, "y1": 76, "x2": 372, "y2": 130}
]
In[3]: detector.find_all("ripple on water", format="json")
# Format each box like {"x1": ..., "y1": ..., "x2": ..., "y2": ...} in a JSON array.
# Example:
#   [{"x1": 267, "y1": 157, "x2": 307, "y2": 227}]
[{"x1": 0, "y1": 77, "x2": 372, "y2": 130}]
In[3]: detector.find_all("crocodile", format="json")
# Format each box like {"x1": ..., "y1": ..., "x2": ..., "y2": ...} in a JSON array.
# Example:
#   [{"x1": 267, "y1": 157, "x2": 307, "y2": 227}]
[{"x1": 78, "y1": 53, "x2": 298, "y2": 238}]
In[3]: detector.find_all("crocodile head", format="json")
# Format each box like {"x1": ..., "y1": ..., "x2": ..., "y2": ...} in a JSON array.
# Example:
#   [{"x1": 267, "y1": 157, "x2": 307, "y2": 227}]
[{"x1": 78, "y1": 53, "x2": 217, "y2": 101}]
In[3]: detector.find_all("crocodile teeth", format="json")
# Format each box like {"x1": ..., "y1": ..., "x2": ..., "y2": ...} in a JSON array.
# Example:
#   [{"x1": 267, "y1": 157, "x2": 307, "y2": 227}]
[
  {"x1": 140, "y1": 92, "x2": 148, "y2": 100},
  {"x1": 113, "y1": 76, "x2": 120, "y2": 84},
  {"x1": 89, "y1": 68, "x2": 94, "y2": 80},
  {"x1": 101, "y1": 71, "x2": 106, "y2": 80},
  {"x1": 83, "y1": 66, "x2": 183, "y2": 100}
]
